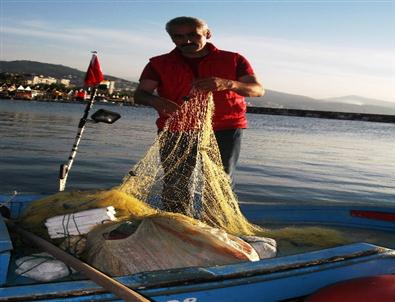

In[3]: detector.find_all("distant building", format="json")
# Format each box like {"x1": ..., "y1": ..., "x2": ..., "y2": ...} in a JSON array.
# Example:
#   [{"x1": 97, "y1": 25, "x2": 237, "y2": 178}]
[
  {"x1": 35, "y1": 75, "x2": 57, "y2": 85},
  {"x1": 15, "y1": 85, "x2": 33, "y2": 100},
  {"x1": 99, "y1": 80, "x2": 115, "y2": 94},
  {"x1": 57, "y1": 79, "x2": 71, "y2": 87},
  {"x1": 24, "y1": 75, "x2": 70, "y2": 87}
]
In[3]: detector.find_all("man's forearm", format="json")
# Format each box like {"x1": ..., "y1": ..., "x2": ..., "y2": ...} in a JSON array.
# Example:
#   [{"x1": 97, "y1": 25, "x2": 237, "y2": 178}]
[
  {"x1": 134, "y1": 89, "x2": 159, "y2": 107},
  {"x1": 133, "y1": 89, "x2": 181, "y2": 117},
  {"x1": 192, "y1": 77, "x2": 264, "y2": 97},
  {"x1": 228, "y1": 80, "x2": 265, "y2": 97}
]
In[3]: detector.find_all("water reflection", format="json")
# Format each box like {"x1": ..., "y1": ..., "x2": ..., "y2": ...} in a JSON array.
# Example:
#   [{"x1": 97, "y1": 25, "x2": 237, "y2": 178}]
[{"x1": 1, "y1": 99, "x2": 394, "y2": 205}]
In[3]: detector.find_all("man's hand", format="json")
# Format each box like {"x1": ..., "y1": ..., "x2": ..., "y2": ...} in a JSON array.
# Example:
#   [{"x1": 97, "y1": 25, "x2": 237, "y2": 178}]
[
  {"x1": 134, "y1": 79, "x2": 181, "y2": 117},
  {"x1": 193, "y1": 75, "x2": 264, "y2": 97},
  {"x1": 193, "y1": 77, "x2": 233, "y2": 92},
  {"x1": 154, "y1": 97, "x2": 181, "y2": 117}
]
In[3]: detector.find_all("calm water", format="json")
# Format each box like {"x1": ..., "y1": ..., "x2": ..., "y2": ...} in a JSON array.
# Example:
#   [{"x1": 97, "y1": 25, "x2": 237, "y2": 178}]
[{"x1": 1, "y1": 99, "x2": 394, "y2": 205}]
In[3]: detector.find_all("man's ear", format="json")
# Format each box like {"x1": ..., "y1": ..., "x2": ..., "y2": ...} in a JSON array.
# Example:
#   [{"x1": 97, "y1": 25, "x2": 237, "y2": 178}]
[{"x1": 206, "y1": 29, "x2": 212, "y2": 39}]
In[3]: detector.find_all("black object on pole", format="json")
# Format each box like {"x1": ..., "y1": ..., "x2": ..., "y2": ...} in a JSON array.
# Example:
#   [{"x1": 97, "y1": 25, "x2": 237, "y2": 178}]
[{"x1": 91, "y1": 108, "x2": 121, "y2": 124}]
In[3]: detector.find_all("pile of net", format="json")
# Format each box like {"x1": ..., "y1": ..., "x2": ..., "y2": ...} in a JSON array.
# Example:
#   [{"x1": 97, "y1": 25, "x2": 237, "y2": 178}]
[
  {"x1": 17, "y1": 91, "x2": 270, "y2": 274},
  {"x1": 18, "y1": 90, "x2": 348, "y2": 276},
  {"x1": 118, "y1": 90, "x2": 261, "y2": 235},
  {"x1": 22, "y1": 91, "x2": 261, "y2": 236}
]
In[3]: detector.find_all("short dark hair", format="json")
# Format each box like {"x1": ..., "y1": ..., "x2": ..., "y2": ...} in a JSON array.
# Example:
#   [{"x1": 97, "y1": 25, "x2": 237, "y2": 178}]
[{"x1": 166, "y1": 16, "x2": 208, "y2": 33}]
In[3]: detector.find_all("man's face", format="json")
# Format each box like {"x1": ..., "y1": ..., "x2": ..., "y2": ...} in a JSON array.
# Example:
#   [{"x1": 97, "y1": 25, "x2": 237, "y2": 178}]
[{"x1": 168, "y1": 24, "x2": 209, "y2": 56}]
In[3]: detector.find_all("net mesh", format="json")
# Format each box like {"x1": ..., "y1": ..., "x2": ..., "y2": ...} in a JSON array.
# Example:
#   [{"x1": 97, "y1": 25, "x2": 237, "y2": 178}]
[
  {"x1": 117, "y1": 90, "x2": 261, "y2": 236},
  {"x1": 19, "y1": 90, "x2": 349, "y2": 262},
  {"x1": 20, "y1": 91, "x2": 261, "y2": 237}
]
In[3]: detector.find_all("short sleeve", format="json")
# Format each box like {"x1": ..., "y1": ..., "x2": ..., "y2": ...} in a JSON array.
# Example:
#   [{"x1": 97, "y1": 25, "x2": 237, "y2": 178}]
[
  {"x1": 236, "y1": 54, "x2": 255, "y2": 78},
  {"x1": 139, "y1": 62, "x2": 161, "y2": 82}
]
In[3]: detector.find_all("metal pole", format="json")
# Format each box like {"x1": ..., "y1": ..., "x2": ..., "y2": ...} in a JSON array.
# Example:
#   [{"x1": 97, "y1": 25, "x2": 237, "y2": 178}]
[{"x1": 59, "y1": 88, "x2": 97, "y2": 191}]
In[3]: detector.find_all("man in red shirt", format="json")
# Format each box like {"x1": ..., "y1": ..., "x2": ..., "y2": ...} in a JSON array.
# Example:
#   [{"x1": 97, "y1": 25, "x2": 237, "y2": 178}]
[{"x1": 134, "y1": 16, "x2": 264, "y2": 212}]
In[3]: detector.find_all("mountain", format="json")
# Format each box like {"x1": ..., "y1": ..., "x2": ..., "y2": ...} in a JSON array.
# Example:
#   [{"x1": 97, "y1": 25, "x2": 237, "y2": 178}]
[
  {"x1": 322, "y1": 95, "x2": 395, "y2": 108},
  {"x1": 0, "y1": 60, "x2": 138, "y2": 90},
  {"x1": 247, "y1": 90, "x2": 317, "y2": 109},
  {"x1": 247, "y1": 91, "x2": 395, "y2": 115},
  {"x1": 2, "y1": 60, "x2": 394, "y2": 114}
]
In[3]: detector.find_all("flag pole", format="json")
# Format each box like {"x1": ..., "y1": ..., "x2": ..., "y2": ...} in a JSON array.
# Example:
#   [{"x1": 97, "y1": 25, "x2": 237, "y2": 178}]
[{"x1": 59, "y1": 52, "x2": 104, "y2": 191}]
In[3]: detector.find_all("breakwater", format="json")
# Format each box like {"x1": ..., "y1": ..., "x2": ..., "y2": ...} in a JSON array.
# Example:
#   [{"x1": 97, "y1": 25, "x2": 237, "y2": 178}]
[
  {"x1": 3, "y1": 98, "x2": 395, "y2": 123},
  {"x1": 247, "y1": 107, "x2": 395, "y2": 123}
]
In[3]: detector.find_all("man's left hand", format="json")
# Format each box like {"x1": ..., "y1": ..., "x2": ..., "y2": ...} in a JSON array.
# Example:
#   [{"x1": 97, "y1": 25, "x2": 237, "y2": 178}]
[{"x1": 193, "y1": 77, "x2": 233, "y2": 92}]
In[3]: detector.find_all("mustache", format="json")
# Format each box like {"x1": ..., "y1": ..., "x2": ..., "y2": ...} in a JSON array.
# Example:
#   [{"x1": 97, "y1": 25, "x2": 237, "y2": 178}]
[{"x1": 180, "y1": 43, "x2": 198, "y2": 48}]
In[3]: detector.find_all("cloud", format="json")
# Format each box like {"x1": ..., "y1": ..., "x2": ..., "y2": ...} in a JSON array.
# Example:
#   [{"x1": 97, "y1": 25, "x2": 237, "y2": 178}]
[
  {"x1": 219, "y1": 34, "x2": 394, "y2": 77},
  {"x1": 1, "y1": 20, "x2": 171, "y2": 79},
  {"x1": 2, "y1": 20, "x2": 394, "y2": 101},
  {"x1": 216, "y1": 34, "x2": 394, "y2": 101},
  {"x1": 2, "y1": 22, "x2": 168, "y2": 51},
  {"x1": 2, "y1": 26, "x2": 86, "y2": 42}
]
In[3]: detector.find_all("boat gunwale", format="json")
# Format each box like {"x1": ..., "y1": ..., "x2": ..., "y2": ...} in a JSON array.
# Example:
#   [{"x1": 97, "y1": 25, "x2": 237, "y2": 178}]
[{"x1": 0, "y1": 242, "x2": 394, "y2": 301}]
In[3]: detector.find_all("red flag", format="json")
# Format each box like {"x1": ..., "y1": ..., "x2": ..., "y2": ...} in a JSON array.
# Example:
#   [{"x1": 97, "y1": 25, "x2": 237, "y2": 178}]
[{"x1": 84, "y1": 54, "x2": 104, "y2": 86}]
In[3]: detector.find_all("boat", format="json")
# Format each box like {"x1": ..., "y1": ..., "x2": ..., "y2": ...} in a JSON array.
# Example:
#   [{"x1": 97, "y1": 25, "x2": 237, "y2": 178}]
[{"x1": 1, "y1": 194, "x2": 395, "y2": 302}]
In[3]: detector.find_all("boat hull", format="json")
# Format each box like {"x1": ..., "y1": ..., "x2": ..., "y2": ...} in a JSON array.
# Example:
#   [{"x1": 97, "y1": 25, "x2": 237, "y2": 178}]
[{"x1": 1, "y1": 195, "x2": 395, "y2": 301}]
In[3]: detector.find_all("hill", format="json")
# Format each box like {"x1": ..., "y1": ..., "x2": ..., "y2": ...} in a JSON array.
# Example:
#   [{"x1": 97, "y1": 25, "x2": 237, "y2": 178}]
[
  {"x1": 322, "y1": 95, "x2": 395, "y2": 108},
  {"x1": 0, "y1": 60, "x2": 137, "y2": 90},
  {"x1": 1, "y1": 60, "x2": 394, "y2": 114},
  {"x1": 247, "y1": 90, "x2": 395, "y2": 115}
]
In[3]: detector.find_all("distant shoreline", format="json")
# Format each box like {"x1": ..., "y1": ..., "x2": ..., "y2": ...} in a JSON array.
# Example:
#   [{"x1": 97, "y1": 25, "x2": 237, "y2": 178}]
[
  {"x1": 247, "y1": 106, "x2": 395, "y2": 124},
  {"x1": 2, "y1": 98, "x2": 395, "y2": 124},
  {"x1": 0, "y1": 97, "x2": 134, "y2": 107}
]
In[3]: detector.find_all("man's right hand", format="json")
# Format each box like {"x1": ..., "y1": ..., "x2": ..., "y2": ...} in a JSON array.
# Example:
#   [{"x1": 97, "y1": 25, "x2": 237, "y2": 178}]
[
  {"x1": 134, "y1": 79, "x2": 180, "y2": 117},
  {"x1": 153, "y1": 97, "x2": 181, "y2": 117}
]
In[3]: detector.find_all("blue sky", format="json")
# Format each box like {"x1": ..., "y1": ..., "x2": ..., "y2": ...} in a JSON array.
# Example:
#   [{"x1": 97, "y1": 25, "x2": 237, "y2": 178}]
[{"x1": 1, "y1": 0, "x2": 394, "y2": 102}]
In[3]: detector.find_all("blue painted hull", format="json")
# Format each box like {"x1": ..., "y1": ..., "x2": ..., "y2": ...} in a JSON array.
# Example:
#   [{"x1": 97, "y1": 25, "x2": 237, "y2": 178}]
[{"x1": 1, "y1": 195, "x2": 395, "y2": 301}]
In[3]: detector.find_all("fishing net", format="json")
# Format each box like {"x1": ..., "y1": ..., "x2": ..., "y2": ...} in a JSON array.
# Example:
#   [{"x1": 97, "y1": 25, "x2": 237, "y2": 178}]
[
  {"x1": 21, "y1": 91, "x2": 260, "y2": 237},
  {"x1": 17, "y1": 90, "x2": 349, "y2": 275},
  {"x1": 117, "y1": 90, "x2": 261, "y2": 236},
  {"x1": 15, "y1": 91, "x2": 268, "y2": 274}
]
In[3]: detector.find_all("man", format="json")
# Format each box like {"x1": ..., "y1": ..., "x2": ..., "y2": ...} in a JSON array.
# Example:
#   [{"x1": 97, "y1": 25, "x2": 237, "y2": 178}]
[{"x1": 134, "y1": 16, "x2": 264, "y2": 212}]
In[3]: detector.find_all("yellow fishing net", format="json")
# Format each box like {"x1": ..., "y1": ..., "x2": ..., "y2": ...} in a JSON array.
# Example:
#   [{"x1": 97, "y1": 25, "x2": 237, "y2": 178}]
[
  {"x1": 117, "y1": 90, "x2": 261, "y2": 236},
  {"x1": 19, "y1": 91, "x2": 348, "y2": 270},
  {"x1": 21, "y1": 91, "x2": 260, "y2": 237}
]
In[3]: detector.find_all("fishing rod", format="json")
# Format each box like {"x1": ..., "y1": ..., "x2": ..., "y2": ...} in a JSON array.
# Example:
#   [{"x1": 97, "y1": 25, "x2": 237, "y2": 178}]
[
  {"x1": 59, "y1": 87, "x2": 97, "y2": 191},
  {"x1": 59, "y1": 52, "x2": 120, "y2": 191}
]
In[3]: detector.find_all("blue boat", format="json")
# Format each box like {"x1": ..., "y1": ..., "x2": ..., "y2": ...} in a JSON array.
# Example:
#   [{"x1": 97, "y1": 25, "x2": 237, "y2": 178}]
[{"x1": 1, "y1": 194, "x2": 395, "y2": 301}]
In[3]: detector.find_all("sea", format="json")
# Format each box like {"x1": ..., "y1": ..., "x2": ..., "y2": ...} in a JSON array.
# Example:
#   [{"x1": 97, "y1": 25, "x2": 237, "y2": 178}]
[{"x1": 1, "y1": 99, "x2": 394, "y2": 206}]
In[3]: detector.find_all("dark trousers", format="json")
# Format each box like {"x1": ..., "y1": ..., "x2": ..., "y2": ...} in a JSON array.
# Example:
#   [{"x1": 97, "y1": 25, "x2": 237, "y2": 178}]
[
  {"x1": 159, "y1": 132, "x2": 198, "y2": 214},
  {"x1": 214, "y1": 128, "x2": 243, "y2": 185},
  {"x1": 159, "y1": 128, "x2": 243, "y2": 213}
]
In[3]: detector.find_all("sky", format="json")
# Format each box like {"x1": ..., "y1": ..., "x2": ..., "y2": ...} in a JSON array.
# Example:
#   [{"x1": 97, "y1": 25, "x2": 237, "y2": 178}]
[{"x1": 0, "y1": 0, "x2": 394, "y2": 102}]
